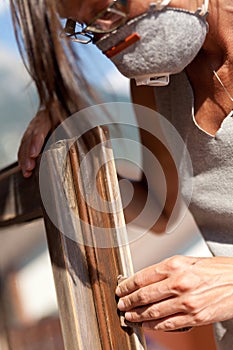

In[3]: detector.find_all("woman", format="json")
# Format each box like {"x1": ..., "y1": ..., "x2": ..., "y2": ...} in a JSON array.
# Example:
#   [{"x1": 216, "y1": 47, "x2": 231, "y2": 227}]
[{"x1": 10, "y1": 0, "x2": 233, "y2": 349}]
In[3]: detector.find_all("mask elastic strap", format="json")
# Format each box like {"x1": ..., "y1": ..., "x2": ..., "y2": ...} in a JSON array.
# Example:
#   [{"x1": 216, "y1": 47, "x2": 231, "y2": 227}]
[
  {"x1": 155, "y1": 0, "x2": 172, "y2": 11},
  {"x1": 200, "y1": 0, "x2": 209, "y2": 16}
]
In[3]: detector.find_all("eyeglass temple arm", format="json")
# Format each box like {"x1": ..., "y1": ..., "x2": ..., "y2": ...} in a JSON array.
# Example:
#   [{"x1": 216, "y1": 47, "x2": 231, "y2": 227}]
[{"x1": 64, "y1": 19, "x2": 76, "y2": 35}]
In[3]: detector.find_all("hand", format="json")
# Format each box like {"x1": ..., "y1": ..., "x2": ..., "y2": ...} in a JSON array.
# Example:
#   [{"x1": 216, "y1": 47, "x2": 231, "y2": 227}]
[
  {"x1": 18, "y1": 109, "x2": 52, "y2": 177},
  {"x1": 18, "y1": 101, "x2": 62, "y2": 178},
  {"x1": 116, "y1": 255, "x2": 233, "y2": 331}
]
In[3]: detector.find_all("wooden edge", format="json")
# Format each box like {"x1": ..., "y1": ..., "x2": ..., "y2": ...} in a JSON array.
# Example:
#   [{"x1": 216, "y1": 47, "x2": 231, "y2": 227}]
[{"x1": 0, "y1": 163, "x2": 42, "y2": 227}]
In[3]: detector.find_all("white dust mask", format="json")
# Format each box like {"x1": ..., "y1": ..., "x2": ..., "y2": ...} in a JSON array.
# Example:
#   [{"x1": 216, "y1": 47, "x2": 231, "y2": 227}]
[{"x1": 96, "y1": 0, "x2": 209, "y2": 86}]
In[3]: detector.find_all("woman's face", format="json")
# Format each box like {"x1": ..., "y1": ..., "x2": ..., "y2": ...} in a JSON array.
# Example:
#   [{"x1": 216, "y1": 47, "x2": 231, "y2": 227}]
[
  {"x1": 58, "y1": 0, "x2": 109, "y2": 23},
  {"x1": 58, "y1": 0, "x2": 204, "y2": 24}
]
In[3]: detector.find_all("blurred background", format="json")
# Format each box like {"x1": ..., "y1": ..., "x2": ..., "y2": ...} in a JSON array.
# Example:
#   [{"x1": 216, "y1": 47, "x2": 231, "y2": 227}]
[{"x1": 0, "y1": 1, "x2": 216, "y2": 349}]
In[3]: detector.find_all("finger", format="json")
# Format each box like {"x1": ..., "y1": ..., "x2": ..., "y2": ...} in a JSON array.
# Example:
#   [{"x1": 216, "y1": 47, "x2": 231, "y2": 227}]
[
  {"x1": 18, "y1": 139, "x2": 36, "y2": 176},
  {"x1": 124, "y1": 297, "x2": 181, "y2": 323},
  {"x1": 23, "y1": 170, "x2": 33, "y2": 178},
  {"x1": 116, "y1": 256, "x2": 199, "y2": 297},
  {"x1": 116, "y1": 265, "x2": 166, "y2": 297},
  {"x1": 29, "y1": 114, "x2": 52, "y2": 158},
  {"x1": 29, "y1": 133, "x2": 47, "y2": 158},
  {"x1": 21, "y1": 158, "x2": 36, "y2": 178},
  {"x1": 18, "y1": 113, "x2": 52, "y2": 177},
  {"x1": 18, "y1": 136, "x2": 33, "y2": 176},
  {"x1": 118, "y1": 279, "x2": 173, "y2": 311},
  {"x1": 142, "y1": 313, "x2": 194, "y2": 331}
]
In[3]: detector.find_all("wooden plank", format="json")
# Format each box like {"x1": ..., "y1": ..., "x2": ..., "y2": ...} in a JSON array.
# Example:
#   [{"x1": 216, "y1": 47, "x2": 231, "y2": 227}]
[
  {"x1": 0, "y1": 274, "x2": 11, "y2": 350},
  {"x1": 40, "y1": 127, "x2": 147, "y2": 350},
  {"x1": 0, "y1": 163, "x2": 42, "y2": 227}
]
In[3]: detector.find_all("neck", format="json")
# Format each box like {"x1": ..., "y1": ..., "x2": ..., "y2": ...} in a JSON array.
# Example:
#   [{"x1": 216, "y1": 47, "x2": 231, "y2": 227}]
[{"x1": 202, "y1": 0, "x2": 233, "y2": 65}]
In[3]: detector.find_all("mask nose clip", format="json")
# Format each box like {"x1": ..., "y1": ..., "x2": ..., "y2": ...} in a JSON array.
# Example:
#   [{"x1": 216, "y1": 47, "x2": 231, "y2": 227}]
[{"x1": 135, "y1": 74, "x2": 170, "y2": 87}]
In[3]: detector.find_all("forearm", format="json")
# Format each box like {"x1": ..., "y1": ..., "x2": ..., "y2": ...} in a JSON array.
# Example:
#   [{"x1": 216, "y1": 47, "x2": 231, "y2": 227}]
[{"x1": 121, "y1": 178, "x2": 169, "y2": 234}]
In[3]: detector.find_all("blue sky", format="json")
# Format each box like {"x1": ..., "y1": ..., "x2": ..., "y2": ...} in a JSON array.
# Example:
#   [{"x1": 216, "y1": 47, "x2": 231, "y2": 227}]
[{"x1": 0, "y1": 1, "x2": 16, "y2": 48}]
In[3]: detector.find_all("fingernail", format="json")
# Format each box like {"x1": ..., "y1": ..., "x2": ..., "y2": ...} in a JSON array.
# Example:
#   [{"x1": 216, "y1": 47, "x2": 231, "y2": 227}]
[
  {"x1": 117, "y1": 299, "x2": 125, "y2": 310},
  {"x1": 125, "y1": 312, "x2": 132, "y2": 321},
  {"x1": 115, "y1": 286, "x2": 121, "y2": 296},
  {"x1": 23, "y1": 170, "x2": 32, "y2": 178}
]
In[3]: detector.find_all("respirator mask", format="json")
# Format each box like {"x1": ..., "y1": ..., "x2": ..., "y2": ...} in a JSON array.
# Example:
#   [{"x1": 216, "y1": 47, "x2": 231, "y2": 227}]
[{"x1": 95, "y1": 0, "x2": 209, "y2": 86}]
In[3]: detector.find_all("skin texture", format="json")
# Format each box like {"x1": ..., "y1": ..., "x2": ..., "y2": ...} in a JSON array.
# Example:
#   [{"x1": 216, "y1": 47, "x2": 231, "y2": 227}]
[
  {"x1": 15, "y1": 0, "x2": 233, "y2": 331},
  {"x1": 18, "y1": 100, "x2": 61, "y2": 177},
  {"x1": 116, "y1": 256, "x2": 233, "y2": 330},
  {"x1": 58, "y1": 0, "x2": 109, "y2": 23}
]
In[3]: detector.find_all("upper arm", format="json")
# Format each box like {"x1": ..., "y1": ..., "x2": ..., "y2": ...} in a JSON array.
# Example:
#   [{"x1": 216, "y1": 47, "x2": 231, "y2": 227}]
[{"x1": 130, "y1": 79, "x2": 179, "y2": 221}]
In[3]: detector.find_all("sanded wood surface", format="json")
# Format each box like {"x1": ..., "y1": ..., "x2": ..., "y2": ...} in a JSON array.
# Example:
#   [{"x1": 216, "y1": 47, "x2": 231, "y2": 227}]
[{"x1": 40, "y1": 126, "x2": 147, "y2": 350}]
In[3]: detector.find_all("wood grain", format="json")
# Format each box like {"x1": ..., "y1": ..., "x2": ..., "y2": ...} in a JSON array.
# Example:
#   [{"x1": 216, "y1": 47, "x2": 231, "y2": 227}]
[
  {"x1": 40, "y1": 127, "x2": 147, "y2": 350},
  {"x1": 0, "y1": 126, "x2": 148, "y2": 349}
]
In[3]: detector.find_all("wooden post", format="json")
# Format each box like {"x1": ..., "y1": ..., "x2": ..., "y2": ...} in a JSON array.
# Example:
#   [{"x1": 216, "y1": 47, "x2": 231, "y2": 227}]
[{"x1": 39, "y1": 126, "x2": 147, "y2": 350}]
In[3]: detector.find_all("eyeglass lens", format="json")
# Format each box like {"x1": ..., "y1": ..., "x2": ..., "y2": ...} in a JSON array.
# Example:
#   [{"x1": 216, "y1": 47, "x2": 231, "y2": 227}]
[{"x1": 63, "y1": 0, "x2": 129, "y2": 43}]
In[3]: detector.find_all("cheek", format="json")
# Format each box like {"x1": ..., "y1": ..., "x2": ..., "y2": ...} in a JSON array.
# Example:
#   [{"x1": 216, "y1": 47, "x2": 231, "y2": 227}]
[
  {"x1": 128, "y1": 0, "x2": 201, "y2": 17},
  {"x1": 169, "y1": 0, "x2": 201, "y2": 12},
  {"x1": 57, "y1": 0, "x2": 81, "y2": 19},
  {"x1": 58, "y1": 0, "x2": 109, "y2": 22},
  {"x1": 78, "y1": 0, "x2": 110, "y2": 23},
  {"x1": 128, "y1": 2, "x2": 151, "y2": 20}
]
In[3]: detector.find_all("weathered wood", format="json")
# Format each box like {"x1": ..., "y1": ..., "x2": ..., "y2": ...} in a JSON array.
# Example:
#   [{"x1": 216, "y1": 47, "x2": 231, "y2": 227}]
[
  {"x1": 40, "y1": 126, "x2": 147, "y2": 350},
  {"x1": 0, "y1": 275, "x2": 11, "y2": 350},
  {"x1": 0, "y1": 163, "x2": 42, "y2": 227}
]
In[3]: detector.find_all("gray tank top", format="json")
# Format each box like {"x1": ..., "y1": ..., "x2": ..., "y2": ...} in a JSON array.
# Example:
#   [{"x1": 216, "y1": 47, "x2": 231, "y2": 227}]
[{"x1": 153, "y1": 71, "x2": 233, "y2": 350}]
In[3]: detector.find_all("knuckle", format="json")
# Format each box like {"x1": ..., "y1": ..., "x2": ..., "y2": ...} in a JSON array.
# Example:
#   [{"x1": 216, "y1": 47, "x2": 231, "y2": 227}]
[
  {"x1": 181, "y1": 296, "x2": 197, "y2": 312},
  {"x1": 31, "y1": 129, "x2": 38, "y2": 137},
  {"x1": 127, "y1": 312, "x2": 137, "y2": 322},
  {"x1": 166, "y1": 255, "x2": 184, "y2": 271},
  {"x1": 122, "y1": 297, "x2": 132, "y2": 309},
  {"x1": 133, "y1": 274, "x2": 143, "y2": 289},
  {"x1": 193, "y1": 310, "x2": 208, "y2": 325},
  {"x1": 37, "y1": 109, "x2": 47, "y2": 118},
  {"x1": 162, "y1": 319, "x2": 175, "y2": 330},
  {"x1": 137, "y1": 290, "x2": 148, "y2": 304},
  {"x1": 157, "y1": 282, "x2": 171, "y2": 295},
  {"x1": 117, "y1": 283, "x2": 131, "y2": 297},
  {"x1": 173, "y1": 275, "x2": 191, "y2": 294},
  {"x1": 148, "y1": 305, "x2": 160, "y2": 319}
]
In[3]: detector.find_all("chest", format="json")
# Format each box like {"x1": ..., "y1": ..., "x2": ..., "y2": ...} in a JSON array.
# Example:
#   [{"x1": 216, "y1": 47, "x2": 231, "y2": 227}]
[
  {"x1": 153, "y1": 71, "x2": 233, "y2": 162},
  {"x1": 193, "y1": 99, "x2": 232, "y2": 136},
  {"x1": 186, "y1": 66, "x2": 233, "y2": 137}
]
